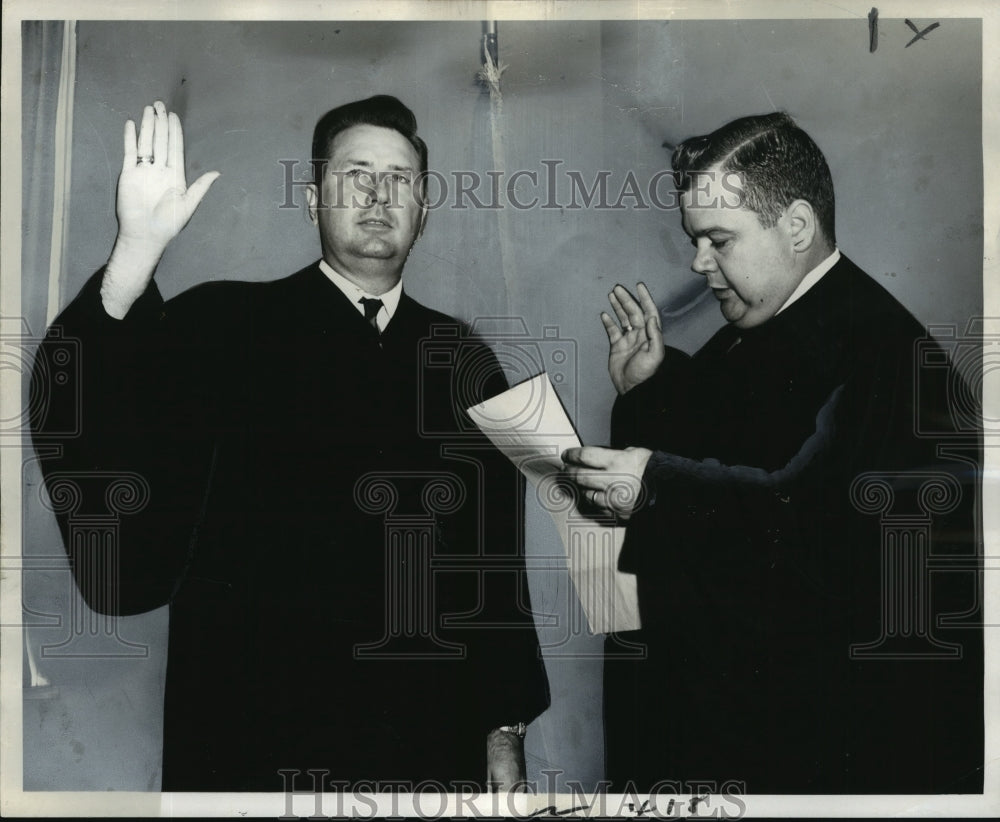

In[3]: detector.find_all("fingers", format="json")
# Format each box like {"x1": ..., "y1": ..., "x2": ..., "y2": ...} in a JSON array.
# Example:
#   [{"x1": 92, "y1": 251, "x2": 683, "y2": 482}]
[
  {"x1": 637, "y1": 283, "x2": 664, "y2": 350},
  {"x1": 600, "y1": 311, "x2": 623, "y2": 345},
  {"x1": 608, "y1": 290, "x2": 630, "y2": 329},
  {"x1": 563, "y1": 464, "x2": 616, "y2": 515},
  {"x1": 562, "y1": 447, "x2": 648, "y2": 519},
  {"x1": 561, "y1": 446, "x2": 615, "y2": 470},
  {"x1": 607, "y1": 283, "x2": 662, "y2": 344},
  {"x1": 122, "y1": 119, "x2": 137, "y2": 169},
  {"x1": 167, "y1": 111, "x2": 184, "y2": 169},
  {"x1": 645, "y1": 313, "x2": 664, "y2": 351},
  {"x1": 152, "y1": 101, "x2": 168, "y2": 165},
  {"x1": 636, "y1": 282, "x2": 662, "y2": 331},
  {"x1": 612, "y1": 285, "x2": 645, "y2": 330},
  {"x1": 132, "y1": 101, "x2": 172, "y2": 166},
  {"x1": 565, "y1": 468, "x2": 611, "y2": 494},
  {"x1": 136, "y1": 104, "x2": 154, "y2": 161}
]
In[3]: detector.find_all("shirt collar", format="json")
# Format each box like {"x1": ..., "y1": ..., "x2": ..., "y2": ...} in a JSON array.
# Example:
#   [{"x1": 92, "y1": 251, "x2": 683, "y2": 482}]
[
  {"x1": 776, "y1": 248, "x2": 841, "y2": 316},
  {"x1": 318, "y1": 259, "x2": 403, "y2": 331}
]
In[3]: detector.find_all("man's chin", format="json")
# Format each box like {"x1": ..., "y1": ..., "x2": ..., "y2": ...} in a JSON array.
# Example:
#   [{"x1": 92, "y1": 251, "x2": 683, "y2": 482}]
[
  {"x1": 724, "y1": 306, "x2": 774, "y2": 330},
  {"x1": 719, "y1": 300, "x2": 748, "y2": 326},
  {"x1": 354, "y1": 240, "x2": 398, "y2": 260}
]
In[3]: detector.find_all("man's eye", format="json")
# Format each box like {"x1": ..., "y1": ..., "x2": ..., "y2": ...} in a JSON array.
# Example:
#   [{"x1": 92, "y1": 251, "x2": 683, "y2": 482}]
[
  {"x1": 710, "y1": 238, "x2": 730, "y2": 250},
  {"x1": 385, "y1": 173, "x2": 411, "y2": 185}
]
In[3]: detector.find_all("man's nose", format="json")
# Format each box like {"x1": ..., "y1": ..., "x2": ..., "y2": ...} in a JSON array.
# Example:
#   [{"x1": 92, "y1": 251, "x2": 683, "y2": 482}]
[
  {"x1": 691, "y1": 242, "x2": 716, "y2": 276},
  {"x1": 358, "y1": 173, "x2": 389, "y2": 206},
  {"x1": 369, "y1": 174, "x2": 393, "y2": 206}
]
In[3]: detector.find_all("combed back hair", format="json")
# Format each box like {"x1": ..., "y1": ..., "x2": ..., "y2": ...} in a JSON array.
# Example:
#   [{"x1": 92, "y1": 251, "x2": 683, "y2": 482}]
[
  {"x1": 311, "y1": 95, "x2": 428, "y2": 187},
  {"x1": 671, "y1": 112, "x2": 836, "y2": 244}
]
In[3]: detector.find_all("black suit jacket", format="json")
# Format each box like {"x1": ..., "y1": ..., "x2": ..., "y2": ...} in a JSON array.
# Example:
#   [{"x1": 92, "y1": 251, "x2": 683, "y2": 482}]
[
  {"x1": 32, "y1": 262, "x2": 550, "y2": 790},
  {"x1": 605, "y1": 255, "x2": 983, "y2": 793}
]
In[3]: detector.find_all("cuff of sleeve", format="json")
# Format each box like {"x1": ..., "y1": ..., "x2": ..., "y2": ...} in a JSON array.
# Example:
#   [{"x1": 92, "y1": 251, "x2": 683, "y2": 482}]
[
  {"x1": 639, "y1": 450, "x2": 685, "y2": 509},
  {"x1": 81, "y1": 267, "x2": 165, "y2": 328}
]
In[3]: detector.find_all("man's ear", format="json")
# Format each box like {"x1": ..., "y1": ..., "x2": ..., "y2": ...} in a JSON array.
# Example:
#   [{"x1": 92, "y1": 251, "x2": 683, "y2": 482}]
[
  {"x1": 416, "y1": 202, "x2": 429, "y2": 238},
  {"x1": 785, "y1": 199, "x2": 817, "y2": 253},
  {"x1": 305, "y1": 183, "x2": 319, "y2": 226}
]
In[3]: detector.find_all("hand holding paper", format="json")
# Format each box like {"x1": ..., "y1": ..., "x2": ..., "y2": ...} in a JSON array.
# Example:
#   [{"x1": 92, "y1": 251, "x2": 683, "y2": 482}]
[
  {"x1": 560, "y1": 445, "x2": 653, "y2": 521},
  {"x1": 467, "y1": 373, "x2": 641, "y2": 634}
]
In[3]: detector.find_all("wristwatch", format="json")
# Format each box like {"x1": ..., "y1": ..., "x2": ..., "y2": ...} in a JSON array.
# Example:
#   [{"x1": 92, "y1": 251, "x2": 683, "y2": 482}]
[{"x1": 497, "y1": 722, "x2": 527, "y2": 738}]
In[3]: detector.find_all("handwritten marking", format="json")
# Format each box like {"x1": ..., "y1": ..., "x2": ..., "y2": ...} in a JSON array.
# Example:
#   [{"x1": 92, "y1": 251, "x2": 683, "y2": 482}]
[
  {"x1": 868, "y1": 8, "x2": 879, "y2": 53},
  {"x1": 527, "y1": 805, "x2": 590, "y2": 817},
  {"x1": 905, "y1": 19, "x2": 940, "y2": 48}
]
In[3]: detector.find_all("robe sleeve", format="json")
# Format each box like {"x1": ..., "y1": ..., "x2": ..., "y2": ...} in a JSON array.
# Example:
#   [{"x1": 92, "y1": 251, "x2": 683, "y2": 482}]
[{"x1": 30, "y1": 270, "x2": 224, "y2": 615}]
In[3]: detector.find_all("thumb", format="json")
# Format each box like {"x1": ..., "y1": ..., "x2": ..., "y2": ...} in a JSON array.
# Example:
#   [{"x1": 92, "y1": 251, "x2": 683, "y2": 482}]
[
  {"x1": 184, "y1": 170, "x2": 221, "y2": 214},
  {"x1": 646, "y1": 312, "x2": 663, "y2": 343}
]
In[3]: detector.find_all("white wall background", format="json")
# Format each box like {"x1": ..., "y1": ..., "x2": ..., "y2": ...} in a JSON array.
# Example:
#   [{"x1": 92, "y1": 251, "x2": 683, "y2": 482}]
[{"x1": 21, "y1": 17, "x2": 983, "y2": 792}]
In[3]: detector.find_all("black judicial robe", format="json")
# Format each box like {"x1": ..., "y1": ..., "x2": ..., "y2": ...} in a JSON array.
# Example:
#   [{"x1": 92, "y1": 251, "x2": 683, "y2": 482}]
[
  {"x1": 604, "y1": 256, "x2": 983, "y2": 794},
  {"x1": 31, "y1": 262, "x2": 550, "y2": 791}
]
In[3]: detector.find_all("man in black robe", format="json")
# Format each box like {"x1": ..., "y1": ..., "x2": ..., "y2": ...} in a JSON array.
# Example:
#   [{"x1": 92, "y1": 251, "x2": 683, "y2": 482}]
[
  {"x1": 31, "y1": 95, "x2": 549, "y2": 791},
  {"x1": 563, "y1": 112, "x2": 982, "y2": 794}
]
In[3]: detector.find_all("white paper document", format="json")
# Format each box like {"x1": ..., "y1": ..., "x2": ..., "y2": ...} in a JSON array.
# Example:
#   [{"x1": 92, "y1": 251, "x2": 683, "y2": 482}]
[{"x1": 467, "y1": 373, "x2": 641, "y2": 634}]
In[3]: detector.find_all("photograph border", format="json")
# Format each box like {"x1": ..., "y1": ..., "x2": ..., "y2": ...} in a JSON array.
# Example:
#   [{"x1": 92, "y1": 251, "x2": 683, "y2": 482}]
[{"x1": 2, "y1": 0, "x2": 997, "y2": 817}]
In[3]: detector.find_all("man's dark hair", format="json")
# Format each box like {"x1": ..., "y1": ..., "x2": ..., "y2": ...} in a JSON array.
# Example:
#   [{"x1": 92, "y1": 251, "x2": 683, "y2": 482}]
[
  {"x1": 672, "y1": 112, "x2": 836, "y2": 244},
  {"x1": 311, "y1": 94, "x2": 428, "y2": 187}
]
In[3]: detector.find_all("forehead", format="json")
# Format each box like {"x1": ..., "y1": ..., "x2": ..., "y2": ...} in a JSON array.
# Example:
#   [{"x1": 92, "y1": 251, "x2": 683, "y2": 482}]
[
  {"x1": 327, "y1": 124, "x2": 419, "y2": 168},
  {"x1": 681, "y1": 198, "x2": 764, "y2": 236},
  {"x1": 682, "y1": 165, "x2": 766, "y2": 231}
]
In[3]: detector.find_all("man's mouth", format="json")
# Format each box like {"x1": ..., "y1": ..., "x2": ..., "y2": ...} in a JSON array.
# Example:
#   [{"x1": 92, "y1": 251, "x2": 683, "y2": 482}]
[
  {"x1": 359, "y1": 217, "x2": 392, "y2": 229},
  {"x1": 710, "y1": 286, "x2": 733, "y2": 300}
]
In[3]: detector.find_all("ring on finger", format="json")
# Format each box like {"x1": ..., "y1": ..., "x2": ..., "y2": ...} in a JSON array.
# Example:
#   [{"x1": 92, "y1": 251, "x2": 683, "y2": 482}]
[
  {"x1": 137, "y1": 155, "x2": 154, "y2": 165},
  {"x1": 588, "y1": 489, "x2": 600, "y2": 504},
  {"x1": 623, "y1": 324, "x2": 632, "y2": 332}
]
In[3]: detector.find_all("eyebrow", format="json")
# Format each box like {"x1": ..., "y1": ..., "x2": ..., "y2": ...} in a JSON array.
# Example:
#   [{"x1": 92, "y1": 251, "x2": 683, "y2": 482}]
[
  {"x1": 684, "y1": 226, "x2": 737, "y2": 238},
  {"x1": 337, "y1": 159, "x2": 414, "y2": 172}
]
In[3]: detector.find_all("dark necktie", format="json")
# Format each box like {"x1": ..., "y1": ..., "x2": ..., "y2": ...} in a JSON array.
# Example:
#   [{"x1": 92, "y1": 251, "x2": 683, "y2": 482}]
[{"x1": 359, "y1": 297, "x2": 384, "y2": 333}]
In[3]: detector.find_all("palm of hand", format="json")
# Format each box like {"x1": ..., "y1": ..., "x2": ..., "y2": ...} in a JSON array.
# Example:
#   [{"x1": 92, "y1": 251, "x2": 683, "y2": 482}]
[
  {"x1": 117, "y1": 165, "x2": 192, "y2": 250},
  {"x1": 609, "y1": 326, "x2": 662, "y2": 395},
  {"x1": 113, "y1": 102, "x2": 219, "y2": 259}
]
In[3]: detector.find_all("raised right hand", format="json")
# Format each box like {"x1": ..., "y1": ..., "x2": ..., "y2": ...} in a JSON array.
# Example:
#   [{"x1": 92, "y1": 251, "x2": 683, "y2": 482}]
[
  {"x1": 602, "y1": 283, "x2": 664, "y2": 395},
  {"x1": 116, "y1": 99, "x2": 220, "y2": 253},
  {"x1": 102, "y1": 100, "x2": 219, "y2": 318}
]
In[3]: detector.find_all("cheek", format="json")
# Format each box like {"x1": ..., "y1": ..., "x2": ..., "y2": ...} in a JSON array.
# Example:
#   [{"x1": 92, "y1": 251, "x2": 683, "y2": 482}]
[
  {"x1": 320, "y1": 209, "x2": 351, "y2": 241},
  {"x1": 401, "y1": 196, "x2": 425, "y2": 225},
  {"x1": 726, "y1": 253, "x2": 782, "y2": 305},
  {"x1": 718, "y1": 257, "x2": 754, "y2": 302}
]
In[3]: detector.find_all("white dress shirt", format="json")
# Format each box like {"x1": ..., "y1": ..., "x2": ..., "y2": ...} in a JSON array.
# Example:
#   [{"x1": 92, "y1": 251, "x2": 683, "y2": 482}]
[
  {"x1": 775, "y1": 248, "x2": 841, "y2": 316},
  {"x1": 319, "y1": 259, "x2": 402, "y2": 333}
]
